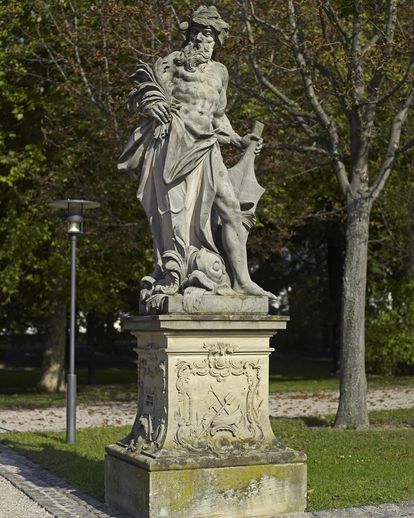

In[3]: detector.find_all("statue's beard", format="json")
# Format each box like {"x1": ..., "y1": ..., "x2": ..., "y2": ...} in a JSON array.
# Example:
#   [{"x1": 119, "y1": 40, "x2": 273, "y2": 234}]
[{"x1": 174, "y1": 41, "x2": 214, "y2": 72}]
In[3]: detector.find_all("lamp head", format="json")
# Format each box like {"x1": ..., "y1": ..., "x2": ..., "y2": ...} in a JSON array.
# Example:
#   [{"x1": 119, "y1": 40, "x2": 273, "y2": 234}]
[
  {"x1": 67, "y1": 214, "x2": 84, "y2": 235},
  {"x1": 49, "y1": 199, "x2": 100, "y2": 235}
]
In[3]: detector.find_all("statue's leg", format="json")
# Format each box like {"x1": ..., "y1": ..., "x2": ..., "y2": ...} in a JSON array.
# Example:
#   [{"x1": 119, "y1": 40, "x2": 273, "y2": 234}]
[{"x1": 213, "y1": 172, "x2": 269, "y2": 296}]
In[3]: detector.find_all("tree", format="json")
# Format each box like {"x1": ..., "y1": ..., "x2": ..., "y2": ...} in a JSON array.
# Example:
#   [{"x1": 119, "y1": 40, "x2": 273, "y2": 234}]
[
  {"x1": 239, "y1": 0, "x2": 414, "y2": 427},
  {"x1": 0, "y1": 0, "x2": 161, "y2": 390},
  {"x1": 0, "y1": 2, "x2": 73, "y2": 391}
]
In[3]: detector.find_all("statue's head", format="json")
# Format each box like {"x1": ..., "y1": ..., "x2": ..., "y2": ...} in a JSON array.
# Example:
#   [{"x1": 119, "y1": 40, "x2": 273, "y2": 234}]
[
  {"x1": 175, "y1": 6, "x2": 228, "y2": 71},
  {"x1": 180, "y1": 6, "x2": 229, "y2": 49}
]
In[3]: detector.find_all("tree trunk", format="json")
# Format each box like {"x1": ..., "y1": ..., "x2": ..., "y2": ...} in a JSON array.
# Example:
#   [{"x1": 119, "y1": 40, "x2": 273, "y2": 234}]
[
  {"x1": 335, "y1": 196, "x2": 371, "y2": 429},
  {"x1": 38, "y1": 303, "x2": 67, "y2": 393}
]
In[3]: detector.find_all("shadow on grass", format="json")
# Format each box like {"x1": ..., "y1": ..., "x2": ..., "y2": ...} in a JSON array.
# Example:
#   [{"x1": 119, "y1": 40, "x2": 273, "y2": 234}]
[
  {"x1": 0, "y1": 367, "x2": 136, "y2": 392},
  {"x1": 0, "y1": 383, "x2": 137, "y2": 410},
  {"x1": 3, "y1": 439, "x2": 105, "y2": 500},
  {"x1": 271, "y1": 415, "x2": 335, "y2": 431},
  {"x1": 303, "y1": 416, "x2": 333, "y2": 428},
  {"x1": 0, "y1": 427, "x2": 132, "y2": 501}
]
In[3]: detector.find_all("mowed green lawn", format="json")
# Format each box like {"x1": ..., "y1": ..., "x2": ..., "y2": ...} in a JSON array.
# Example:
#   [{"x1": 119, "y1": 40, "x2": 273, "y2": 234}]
[
  {"x1": 1, "y1": 408, "x2": 413, "y2": 511},
  {"x1": 0, "y1": 368, "x2": 137, "y2": 409},
  {"x1": 1, "y1": 358, "x2": 413, "y2": 410}
]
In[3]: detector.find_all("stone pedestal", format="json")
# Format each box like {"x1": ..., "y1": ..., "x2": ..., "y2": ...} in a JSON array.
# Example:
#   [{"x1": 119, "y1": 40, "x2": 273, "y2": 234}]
[{"x1": 105, "y1": 300, "x2": 307, "y2": 517}]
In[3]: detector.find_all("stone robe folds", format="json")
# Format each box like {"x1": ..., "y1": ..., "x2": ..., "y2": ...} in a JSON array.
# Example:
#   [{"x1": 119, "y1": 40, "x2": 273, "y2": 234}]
[{"x1": 118, "y1": 60, "x2": 229, "y2": 272}]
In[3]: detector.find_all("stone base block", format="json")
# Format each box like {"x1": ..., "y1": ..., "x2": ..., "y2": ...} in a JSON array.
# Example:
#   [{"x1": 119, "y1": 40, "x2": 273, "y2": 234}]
[
  {"x1": 105, "y1": 448, "x2": 306, "y2": 518},
  {"x1": 139, "y1": 294, "x2": 269, "y2": 315}
]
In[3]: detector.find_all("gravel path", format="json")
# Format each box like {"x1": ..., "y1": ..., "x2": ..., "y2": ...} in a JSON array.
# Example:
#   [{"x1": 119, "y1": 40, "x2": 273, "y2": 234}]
[
  {"x1": 0, "y1": 474, "x2": 53, "y2": 518},
  {"x1": 0, "y1": 387, "x2": 413, "y2": 433},
  {"x1": 268, "y1": 386, "x2": 414, "y2": 418}
]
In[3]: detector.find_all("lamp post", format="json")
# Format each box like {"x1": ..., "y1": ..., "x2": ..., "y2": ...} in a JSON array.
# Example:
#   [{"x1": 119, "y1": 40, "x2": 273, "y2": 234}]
[{"x1": 49, "y1": 199, "x2": 100, "y2": 444}]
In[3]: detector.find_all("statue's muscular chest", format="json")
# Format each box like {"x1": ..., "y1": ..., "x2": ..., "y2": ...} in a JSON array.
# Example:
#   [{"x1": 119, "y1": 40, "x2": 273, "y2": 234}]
[{"x1": 170, "y1": 65, "x2": 222, "y2": 105}]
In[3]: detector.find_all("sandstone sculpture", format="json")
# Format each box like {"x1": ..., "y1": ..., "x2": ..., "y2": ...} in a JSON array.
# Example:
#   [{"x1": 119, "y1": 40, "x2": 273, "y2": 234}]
[
  {"x1": 118, "y1": 5, "x2": 277, "y2": 313},
  {"x1": 106, "y1": 9, "x2": 307, "y2": 517}
]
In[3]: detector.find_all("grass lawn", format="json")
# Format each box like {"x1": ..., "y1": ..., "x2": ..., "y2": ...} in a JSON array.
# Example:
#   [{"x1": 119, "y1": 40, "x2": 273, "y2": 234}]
[
  {"x1": 1, "y1": 359, "x2": 413, "y2": 410},
  {"x1": 0, "y1": 383, "x2": 137, "y2": 409},
  {"x1": 268, "y1": 373, "x2": 414, "y2": 392},
  {"x1": 1, "y1": 408, "x2": 413, "y2": 511},
  {"x1": 268, "y1": 355, "x2": 414, "y2": 392},
  {"x1": 0, "y1": 368, "x2": 137, "y2": 409},
  {"x1": 0, "y1": 367, "x2": 137, "y2": 390}
]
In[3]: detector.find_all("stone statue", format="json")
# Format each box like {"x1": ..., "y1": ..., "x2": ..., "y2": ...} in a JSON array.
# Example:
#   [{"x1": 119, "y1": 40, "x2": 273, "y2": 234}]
[
  {"x1": 109, "y1": 12, "x2": 307, "y2": 515},
  {"x1": 118, "y1": 5, "x2": 277, "y2": 313}
]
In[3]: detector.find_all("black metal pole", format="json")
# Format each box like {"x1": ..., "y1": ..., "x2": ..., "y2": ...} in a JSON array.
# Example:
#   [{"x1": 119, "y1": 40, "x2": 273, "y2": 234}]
[{"x1": 67, "y1": 233, "x2": 77, "y2": 444}]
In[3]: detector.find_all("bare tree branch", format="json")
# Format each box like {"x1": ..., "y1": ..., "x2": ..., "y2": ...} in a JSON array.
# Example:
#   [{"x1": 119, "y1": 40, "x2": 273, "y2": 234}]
[
  {"x1": 311, "y1": 59, "x2": 349, "y2": 116},
  {"x1": 350, "y1": 2, "x2": 399, "y2": 194},
  {"x1": 318, "y1": 7, "x2": 346, "y2": 86},
  {"x1": 351, "y1": 0, "x2": 365, "y2": 105},
  {"x1": 168, "y1": 1, "x2": 182, "y2": 31},
  {"x1": 360, "y1": 1, "x2": 389, "y2": 56},
  {"x1": 384, "y1": 0, "x2": 398, "y2": 57},
  {"x1": 376, "y1": 53, "x2": 414, "y2": 105},
  {"x1": 320, "y1": 1, "x2": 350, "y2": 50},
  {"x1": 370, "y1": 85, "x2": 414, "y2": 199},
  {"x1": 361, "y1": 32, "x2": 381, "y2": 57},
  {"x1": 350, "y1": 1, "x2": 376, "y2": 194},
  {"x1": 366, "y1": 0, "x2": 399, "y2": 102},
  {"x1": 100, "y1": 14, "x2": 120, "y2": 143},
  {"x1": 246, "y1": 0, "x2": 291, "y2": 47},
  {"x1": 241, "y1": 4, "x2": 319, "y2": 142},
  {"x1": 287, "y1": 0, "x2": 350, "y2": 195},
  {"x1": 35, "y1": 24, "x2": 70, "y2": 85},
  {"x1": 70, "y1": 3, "x2": 98, "y2": 106},
  {"x1": 266, "y1": 142, "x2": 331, "y2": 156}
]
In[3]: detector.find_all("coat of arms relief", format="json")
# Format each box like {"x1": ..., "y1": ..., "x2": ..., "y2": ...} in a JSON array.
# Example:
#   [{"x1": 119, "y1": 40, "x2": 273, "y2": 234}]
[{"x1": 174, "y1": 343, "x2": 266, "y2": 455}]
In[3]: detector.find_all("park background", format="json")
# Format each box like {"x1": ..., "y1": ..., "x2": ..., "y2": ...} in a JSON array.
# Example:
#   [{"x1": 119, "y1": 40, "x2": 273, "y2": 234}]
[{"x1": 1, "y1": 0, "x2": 414, "y2": 513}]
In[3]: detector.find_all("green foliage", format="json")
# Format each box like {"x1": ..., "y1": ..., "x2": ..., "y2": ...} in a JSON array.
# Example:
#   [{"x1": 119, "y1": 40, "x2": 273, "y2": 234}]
[
  {"x1": 0, "y1": 1, "x2": 178, "y2": 331},
  {"x1": 366, "y1": 279, "x2": 414, "y2": 375},
  {"x1": 366, "y1": 167, "x2": 414, "y2": 374}
]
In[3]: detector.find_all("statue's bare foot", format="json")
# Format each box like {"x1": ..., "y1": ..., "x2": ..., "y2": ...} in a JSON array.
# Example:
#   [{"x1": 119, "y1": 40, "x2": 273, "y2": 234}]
[
  {"x1": 234, "y1": 281, "x2": 279, "y2": 313},
  {"x1": 234, "y1": 280, "x2": 276, "y2": 300}
]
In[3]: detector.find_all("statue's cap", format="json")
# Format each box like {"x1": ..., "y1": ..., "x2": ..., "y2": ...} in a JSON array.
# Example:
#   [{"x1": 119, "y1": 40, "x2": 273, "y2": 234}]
[{"x1": 180, "y1": 5, "x2": 229, "y2": 46}]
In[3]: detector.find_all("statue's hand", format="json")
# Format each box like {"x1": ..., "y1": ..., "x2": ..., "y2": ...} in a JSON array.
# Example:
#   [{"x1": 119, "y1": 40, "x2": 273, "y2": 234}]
[
  {"x1": 241, "y1": 134, "x2": 263, "y2": 155},
  {"x1": 145, "y1": 101, "x2": 171, "y2": 124}
]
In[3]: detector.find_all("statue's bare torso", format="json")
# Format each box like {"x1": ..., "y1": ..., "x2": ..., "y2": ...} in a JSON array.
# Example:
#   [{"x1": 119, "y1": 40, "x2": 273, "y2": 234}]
[{"x1": 159, "y1": 51, "x2": 230, "y2": 135}]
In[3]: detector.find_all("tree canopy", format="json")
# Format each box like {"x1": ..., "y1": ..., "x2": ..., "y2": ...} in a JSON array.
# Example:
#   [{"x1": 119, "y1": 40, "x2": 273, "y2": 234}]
[{"x1": 1, "y1": 1, "x2": 413, "y2": 403}]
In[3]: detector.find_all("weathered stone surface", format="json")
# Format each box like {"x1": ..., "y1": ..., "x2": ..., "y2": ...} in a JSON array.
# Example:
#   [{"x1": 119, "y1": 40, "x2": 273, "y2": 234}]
[
  {"x1": 105, "y1": 313, "x2": 306, "y2": 517},
  {"x1": 123, "y1": 311, "x2": 289, "y2": 333},
  {"x1": 139, "y1": 294, "x2": 269, "y2": 315},
  {"x1": 105, "y1": 452, "x2": 306, "y2": 518}
]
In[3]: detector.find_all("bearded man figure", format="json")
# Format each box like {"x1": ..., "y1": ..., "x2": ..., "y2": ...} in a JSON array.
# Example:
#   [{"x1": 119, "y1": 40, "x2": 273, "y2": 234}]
[{"x1": 118, "y1": 5, "x2": 276, "y2": 312}]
